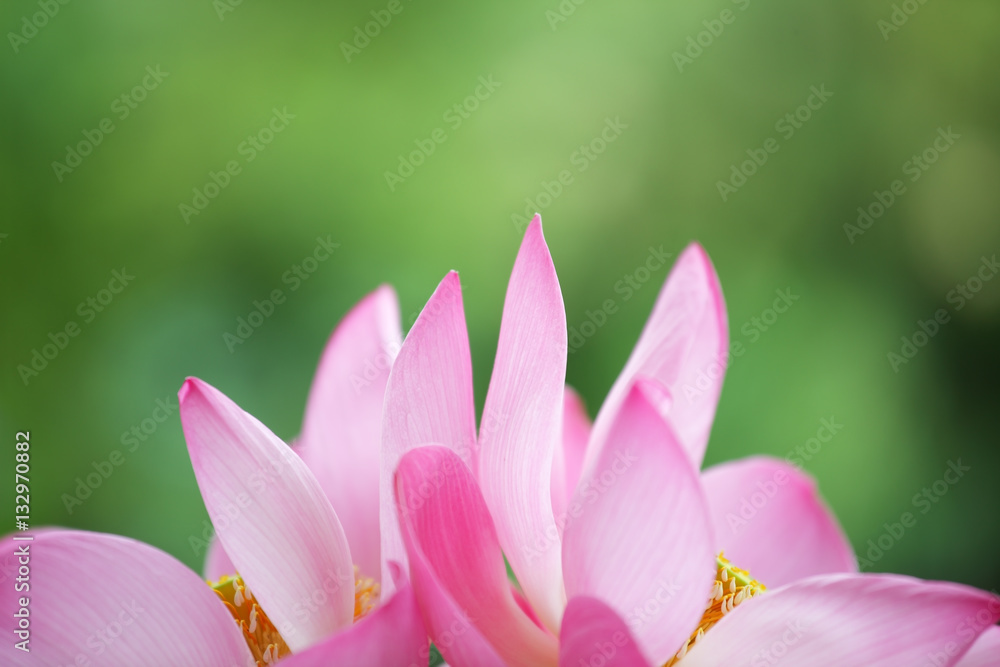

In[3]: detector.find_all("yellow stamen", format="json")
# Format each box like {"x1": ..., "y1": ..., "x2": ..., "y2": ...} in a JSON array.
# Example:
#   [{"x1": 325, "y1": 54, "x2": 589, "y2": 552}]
[
  {"x1": 664, "y1": 553, "x2": 766, "y2": 666},
  {"x1": 353, "y1": 566, "x2": 380, "y2": 621},
  {"x1": 210, "y1": 575, "x2": 290, "y2": 666},
  {"x1": 208, "y1": 566, "x2": 380, "y2": 665}
]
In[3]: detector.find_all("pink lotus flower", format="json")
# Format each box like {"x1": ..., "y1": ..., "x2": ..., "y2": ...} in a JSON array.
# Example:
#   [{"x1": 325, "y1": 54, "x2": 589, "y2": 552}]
[
  {"x1": 383, "y1": 216, "x2": 1000, "y2": 666},
  {"x1": 2, "y1": 287, "x2": 429, "y2": 666}
]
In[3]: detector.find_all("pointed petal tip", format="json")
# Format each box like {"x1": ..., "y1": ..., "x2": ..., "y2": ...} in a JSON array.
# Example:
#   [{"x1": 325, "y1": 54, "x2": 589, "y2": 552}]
[
  {"x1": 628, "y1": 376, "x2": 674, "y2": 418},
  {"x1": 374, "y1": 282, "x2": 397, "y2": 297},
  {"x1": 438, "y1": 270, "x2": 462, "y2": 291},
  {"x1": 631, "y1": 375, "x2": 668, "y2": 401},
  {"x1": 386, "y1": 560, "x2": 405, "y2": 587},
  {"x1": 681, "y1": 240, "x2": 707, "y2": 255},
  {"x1": 178, "y1": 376, "x2": 197, "y2": 403},
  {"x1": 523, "y1": 214, "x2": 549, "y2": 247},
  {"x1": 432, "y1": 271, "x2": 464, "y2": 306},
  {"x1": 356, "y1": 283, "x2": 399, "y2": 312},
  {"x1": 179, "y1": 377, "x2": 357, "y2": 647},
  {"x1": 677, "y1": 242, "x2": 718, "y2": 277}
]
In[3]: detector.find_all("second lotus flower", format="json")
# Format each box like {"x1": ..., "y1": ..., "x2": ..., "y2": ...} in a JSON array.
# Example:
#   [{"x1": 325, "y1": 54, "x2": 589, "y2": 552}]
[{"x1": 1, "y1": 287, "x2": 431, "y2": 666}]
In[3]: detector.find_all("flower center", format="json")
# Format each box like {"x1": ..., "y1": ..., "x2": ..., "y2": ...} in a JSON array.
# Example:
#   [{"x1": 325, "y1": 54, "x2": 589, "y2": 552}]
[
  {"x1": 664, "y1": 553, "x2": 766, "y2": 666},
  {"x1": 208, "y1": 567, "x2": 380, "y2": 665},
  {"x1": 210, "y1": 575, "x2": 290, "y2": 666},
  {"x1": 353, "y1": 568, "x2": 380, "y2": 620}
]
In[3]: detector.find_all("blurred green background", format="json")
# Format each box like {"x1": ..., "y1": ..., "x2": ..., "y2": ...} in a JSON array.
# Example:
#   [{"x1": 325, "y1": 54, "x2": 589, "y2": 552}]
[{"x1": 2, "y1": 0, "x2": 998, "y2": 594}]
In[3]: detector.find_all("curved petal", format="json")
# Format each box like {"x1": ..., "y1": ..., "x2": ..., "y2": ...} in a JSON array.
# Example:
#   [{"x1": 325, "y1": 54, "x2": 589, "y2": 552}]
[
  {"x1": 280, "y1": 563, "x2": 427, "y2": 667},
  {"x1": 204, "y1": 534, "x2": 236, "y2": 581},
  {"x1": 405, "y1": 537, "x2": 506, "y2": 667},
  {"x1": 562, "y1": 379, "x2": 716, "y2": 666},
  {"x1": 700, "y1": 456, "x2": 856, "y2": 587},
  {"x1": 380, "y1": 272, "x2": 477, "y2": 595},
  {"x1": 957, "y1": 626, "x2": 1000, "y2": 667},
  {"x1": 550, "y1": 386, "x2": 591, "y2": 540},
  {"x1": 395, "y1": 445, "x2": 559, "y2": 667},
  {"x1": 559, "y1": 596, "x2": 651, "y2": 667},
  {"x1": 680, "y1": 574, "x2": 1000, "y2": 667},
  {"x1": 179, "y1": 377, "x2": 354, "y2": 651},
  {"x1": 0, "y1": 530, "x2": 253, "y2": 667},
  {"x1": 297, "y1": 285, "x2": 402, "y2": 584},
  {"x1": 480, "y1": 215, "x2": 568, "y2": 632},
  {"x1": 586, "y1": 243, "x2": 728, "y2": 472}
]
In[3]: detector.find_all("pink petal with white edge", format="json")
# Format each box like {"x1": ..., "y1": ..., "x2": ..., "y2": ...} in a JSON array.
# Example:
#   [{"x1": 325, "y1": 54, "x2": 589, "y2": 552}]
[
  {"x1": 297, "y1": 285, "x2": 402, "y2": 584},
  {"x1": 204, "y1": 534, "x2": 236, "y2": 581},
  {"x1": 680, "y1": 574, "x2": 1000, "y2": 667},
  {"x1": 179, "y1": 378, "x2": 354, "y2": 652},
  {"x1": 586, "y1": 243, "x2": 728, "y2": 472},
  {"x1": 0, "y1": 530, "x2": 253, "y2": 667},
  {"x1": 559, "y1": 596, "x2": 651, "y2": 667},
  {"x1": 562, "y1": 379, "x2": 716, "y2": 666},
  {"x1": 396, "y1": 445, "x2": 559, "y2": 667},
  {"x1": 380, "y1": 272, "x2": 477, "y2": 595},
  {"x1": 550, "y1": 386, "x2": 591, "y2": 538},
  {"x1": 280, "y1": 563, "x2": 428, "y2": 667},
  {"x1": 700, "y1": 456, "x2": 856, "y2": 587},
  {"x1": 956, "y1": 626, "x2": 1000, "y2": 667},
  {"x1": 480, "y1": 215, "x2": 568, "y2": 632}
]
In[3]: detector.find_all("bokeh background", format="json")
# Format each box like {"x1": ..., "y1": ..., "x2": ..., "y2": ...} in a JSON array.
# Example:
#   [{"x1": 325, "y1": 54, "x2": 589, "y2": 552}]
[{"x1": 2, "y1": 0, "x2": 998, "y2": 595}]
